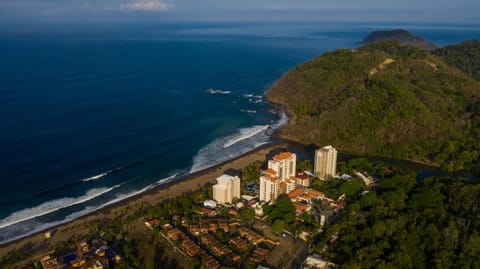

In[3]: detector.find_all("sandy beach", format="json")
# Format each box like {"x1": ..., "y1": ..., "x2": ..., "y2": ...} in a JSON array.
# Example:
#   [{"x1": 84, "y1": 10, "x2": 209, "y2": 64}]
[{"x1": 0, "y1": 141, "x2": 293, "y2": 260}]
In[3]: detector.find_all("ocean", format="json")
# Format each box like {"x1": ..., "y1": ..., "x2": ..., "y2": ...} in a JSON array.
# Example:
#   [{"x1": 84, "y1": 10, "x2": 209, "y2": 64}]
[{"x1": 1, "y1": 22, "x2": 479, "y2": 243}]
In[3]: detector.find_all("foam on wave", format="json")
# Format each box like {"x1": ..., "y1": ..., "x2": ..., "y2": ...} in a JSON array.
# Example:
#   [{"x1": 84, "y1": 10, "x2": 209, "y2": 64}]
[
  {"x1": 189, "y1": 110, "x2": 288, "y2": 173},
  {"x1": 81, "y1": 167, "x2": 122, "y2": 182},
  {"x1": 205, "y1": 88, "x2": 231, "y2": 95},
  {"x1": 190, "y1": 120, "x2": 281, "y2": 173},
  {"x1": 0, "y1": 184, "x2": 121, "y2": 229},
  {"x1": 0, "y1": 173, "x2": 180, "y2": 244},
  {"x1": 223, "y1": 125, "x2": 269, "y2": 148}
]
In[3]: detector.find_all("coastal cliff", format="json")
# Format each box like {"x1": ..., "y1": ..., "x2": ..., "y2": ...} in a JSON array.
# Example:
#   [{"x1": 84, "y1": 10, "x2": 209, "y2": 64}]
[{"x1": 268, "y1": 38, "x2": 480, "y2": 171}]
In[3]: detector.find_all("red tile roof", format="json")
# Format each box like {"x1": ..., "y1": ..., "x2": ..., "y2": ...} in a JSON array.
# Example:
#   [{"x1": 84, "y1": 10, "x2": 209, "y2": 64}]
[
  {"x1": 293, "y1": 202, "x2": 310, "y2": 213},
  {"x1": 273, "y1": 152, "x2": 293, "y2": 161},
  {"x1": 287, "y1": 187, "x2": 305, "y2": 199},
  {"x1": 296, "y1": 171, "x2": 309, "y2": 179},
  {"x1": 306, "y1": 189, "x2": 325, "y2": 198},
  {"x1": 264, "y1": 168, "x2": 277, "y2": 175}
]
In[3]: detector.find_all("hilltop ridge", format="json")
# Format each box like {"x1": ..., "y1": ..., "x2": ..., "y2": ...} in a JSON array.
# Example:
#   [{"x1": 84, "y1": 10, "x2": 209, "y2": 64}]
[
  {"x1": 362, "y1": 29, "x2": 437, "y2": 50},
  {"x1": 268, "y1": 37, "x2": 480, "y2": 171}
]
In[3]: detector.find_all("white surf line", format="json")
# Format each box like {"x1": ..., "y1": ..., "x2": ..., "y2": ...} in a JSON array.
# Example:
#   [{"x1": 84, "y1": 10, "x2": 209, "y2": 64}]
[
  {"x1": 0, "y1": 173, "x2": 181, "y2": 244},
  {"x1": 102, "y1": 173, "x2": 179, "y2": 209},
  {"x1": 81, "y1": 167, "x2": 122, "y2": 182},
  {"x1": 0, "y1": 184, "x2": 122, "y2": 229},
  {"x1": 223, "y1": 125, "x2": 269, "y2": 148}
]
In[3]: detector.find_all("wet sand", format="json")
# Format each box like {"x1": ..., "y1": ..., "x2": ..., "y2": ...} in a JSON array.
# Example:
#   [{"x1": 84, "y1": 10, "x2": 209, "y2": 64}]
[{"x1": 0, "y1": 141, "x2": 293, "y2": 259}]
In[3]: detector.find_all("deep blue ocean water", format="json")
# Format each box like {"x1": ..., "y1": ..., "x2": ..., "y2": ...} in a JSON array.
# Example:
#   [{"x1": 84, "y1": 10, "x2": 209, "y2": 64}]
[{"x1": 1, "y1": 22, "x2": 479, "y2": 243}]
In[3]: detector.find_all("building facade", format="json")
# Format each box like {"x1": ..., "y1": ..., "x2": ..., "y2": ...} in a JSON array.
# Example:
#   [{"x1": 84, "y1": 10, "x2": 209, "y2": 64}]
[
  {"x1": 260, "y1": 152, "x2": 297, "y2": 202},
  {"x1": 259, "y1": 175, "x2": 279, "y2": 203},
  {"x1": 295, "y1": 171, "x2": 310, "y2": 187},
  {"x1": 268, "y1": 152, "x2": 296, "y2": 180},
  {"x1": 213, "y1": 174, "x2": 241, "y2": 204},
  {"x1": 314, "y1": 145, "x2": 338, "y2": 180}
]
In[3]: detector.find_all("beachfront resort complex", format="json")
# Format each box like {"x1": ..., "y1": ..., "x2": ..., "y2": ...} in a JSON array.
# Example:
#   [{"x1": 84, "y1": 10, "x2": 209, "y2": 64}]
[
  {"x1": 15, "y1": 145, "x2": 341, "y2": 269},
  {"x1": 259, "y1": 146, "x2": 338, "y2": 203}
]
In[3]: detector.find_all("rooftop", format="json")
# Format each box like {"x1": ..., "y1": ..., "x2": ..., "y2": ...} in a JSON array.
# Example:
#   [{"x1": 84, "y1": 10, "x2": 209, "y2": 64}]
[
  {"x1": 273, "y1": 152, "x2": 293, "y2": 161},
  {"x1": 293, "y1": 202, "x2": 310, "y2": 213},
  {"x1": 287, "y1": 187, "x2": 305, "y2": 199},
  {"x1": 213, "y1": 184, "x2": 228, "y2": 190},
  {"x1": 296, "y1": 171, "x2": 309, "y2": 179},
  {"x1": 306, "y1": 189, "x2": 325, "y2": 198},
  {"x1": 318, "y1": 145, "x2": 336, "y2": 151},
  {"x1": 216, "y1": 174, "x2": 237, "y2": 183},
  {"x1": 264, "y1": 168, "x2": 277, "y2": 175},
  {"x1": 262, "y1": 175, "x2": 279, "y2": 182}
]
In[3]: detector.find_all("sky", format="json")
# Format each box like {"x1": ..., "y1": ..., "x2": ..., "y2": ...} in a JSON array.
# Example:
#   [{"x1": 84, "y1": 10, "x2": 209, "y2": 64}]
[{"x1": 0, "y1": 0, "x2": 479, "y2": 23}]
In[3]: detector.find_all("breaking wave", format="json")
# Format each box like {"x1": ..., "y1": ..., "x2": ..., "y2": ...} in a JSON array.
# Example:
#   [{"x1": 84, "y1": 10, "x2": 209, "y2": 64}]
[
  {"x1": 0, "y1": 173, "x2": 180, "y2": 244},
  {"x1": 0, "y1": 184, "x2": 121, "y2": 230},
  {"x1": 81, "y1": 167, "x2": 122, "y2": 182},
  {"x1": 223, "y1": 125, "x2": 269, "y2": 148},
  {"x1": 190, "y1": 110, "x2": 287, "y2": 173},
  {"x1": 205, "y1": 88, "x2": 231, "y2": 95}
]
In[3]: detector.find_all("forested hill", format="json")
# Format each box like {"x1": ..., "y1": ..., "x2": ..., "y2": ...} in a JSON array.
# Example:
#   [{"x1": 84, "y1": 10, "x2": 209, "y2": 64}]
[
  {"x1": 268, "y1": 41, "x2": 480, "y2": 171},
  {"x1": 317, "y1": 160, "x2": 480, "y2": 268},
  {"x1": 362, "y1": 29, "x2": 437, "y2": 50},
  {"x1": 435, "y1": 40, "x2": 480, "y2": 81}
]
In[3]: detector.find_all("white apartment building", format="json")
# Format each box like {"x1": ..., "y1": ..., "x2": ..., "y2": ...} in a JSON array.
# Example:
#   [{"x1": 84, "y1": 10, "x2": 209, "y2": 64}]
[
  {"x1": 259, "y1": 175, "x2": 279, "y2": 203},
  {"x1": 213, "y1": 174, "x2": 241, "y2": 204},
  {"x1": 260, "y1": 152, "x2": 297, "y2": 202},
  {"x1": 314, "y1": 145, "x2": 338, "y2": 180},
  {"x1": 268, "y1": 152, "x2": 296, "y2": 180}
]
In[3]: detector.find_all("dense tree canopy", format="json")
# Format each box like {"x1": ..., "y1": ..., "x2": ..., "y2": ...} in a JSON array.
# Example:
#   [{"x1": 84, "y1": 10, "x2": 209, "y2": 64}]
[
  {"x1": 317, "y1": 172, "x2": 480, "y2": 268},
  {"x1": 268, "y1": 41, "x2": 480, "y2": 171},
  {"x1": 435, "y1": 40, "x2": 480, "y2": 81}
]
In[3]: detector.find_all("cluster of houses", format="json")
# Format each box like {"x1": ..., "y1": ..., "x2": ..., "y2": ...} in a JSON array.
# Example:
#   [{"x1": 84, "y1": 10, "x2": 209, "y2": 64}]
[
  {"x1": 149, "y1": 218, "x2": 277, "y2": 268},
  {"x1": 187, "y1": 218, "x2": 230, "y2": 235},
  {"x1": 164, "y1": 226, "x2": 220, "y2": 269},
  {"x1": 35, "y1": 239, "x2": 120, "y2": 269},
  {"x1": 200, "y1": 234, "x2": 241, "y2": 264}
]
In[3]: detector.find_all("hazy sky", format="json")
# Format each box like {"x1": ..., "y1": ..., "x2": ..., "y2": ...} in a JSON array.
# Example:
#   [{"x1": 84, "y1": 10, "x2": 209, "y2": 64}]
[{"x1": 0, "y1": 0, "x2": 479, "y2": 23}]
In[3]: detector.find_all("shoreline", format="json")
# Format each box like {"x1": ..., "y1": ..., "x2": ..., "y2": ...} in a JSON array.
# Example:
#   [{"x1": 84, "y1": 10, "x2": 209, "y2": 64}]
[{"x1": 0, "y1": 140, "x2": 292, "y2": 258}]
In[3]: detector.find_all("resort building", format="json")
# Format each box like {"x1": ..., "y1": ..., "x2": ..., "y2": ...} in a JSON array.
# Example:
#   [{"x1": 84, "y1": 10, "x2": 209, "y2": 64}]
[
  {"x1": 314, "y1": 145, "x2": 338, "y2": 180},
  {"x1": 280, "y1": 177, "x2": 296, "y2": 194},
  {"x1": 259, "y1": 169, "x2": 280, "y2": 203},
  {"x1": 268, "y1": 152, "x2": 296, "y2": 180},
  {"x1": 260, "y1": 152, "x2": 297, "y2": 202},
  {"x1": 295, "y1": 171, "x2": 310, "y2": 187},
  {"x1": 213, "y1": 174, "x2": 241, "y2": 204}
]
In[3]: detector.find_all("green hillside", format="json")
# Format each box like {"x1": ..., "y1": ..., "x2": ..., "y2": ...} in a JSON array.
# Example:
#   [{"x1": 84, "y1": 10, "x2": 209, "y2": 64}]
[
  {"x1": 317, "y1": 160, "x2": 480, "y2": 268},
  {"x1": 268, "y1": 41, "x2": 480, "y2": 170},
  {"x1": 435, "y1": 40, "x2": 480, "y2": 81}
]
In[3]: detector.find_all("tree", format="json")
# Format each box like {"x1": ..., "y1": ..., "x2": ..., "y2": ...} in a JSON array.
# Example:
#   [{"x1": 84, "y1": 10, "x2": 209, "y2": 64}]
[
  {"x1": 272, "y1": 220, "x2": 285, "y2": 234},
  {"x1": 317, "y1": 168, "x2": 480, "y2": 268},
  {"x1": 239, "y1": 207, "x2": 255, "y2": 222},
  {"x1": 242, "y1": 161, "x2": 264, "y2": 182},
  {"x1": 297, "y1": 160, "x2": 313, "y2": 172},
  {"x1": 190, "y1": 256, "x2": 202, "y2": 269},
  {"x1": 338, "y1": 180, "x2": 364, "y2": 198},
  {"x1": 269, "y1": 196, "x2": 296, "y2": 224},
  {"x1": 262, "y1": 203, "x2": 272, "y2": 215}
]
